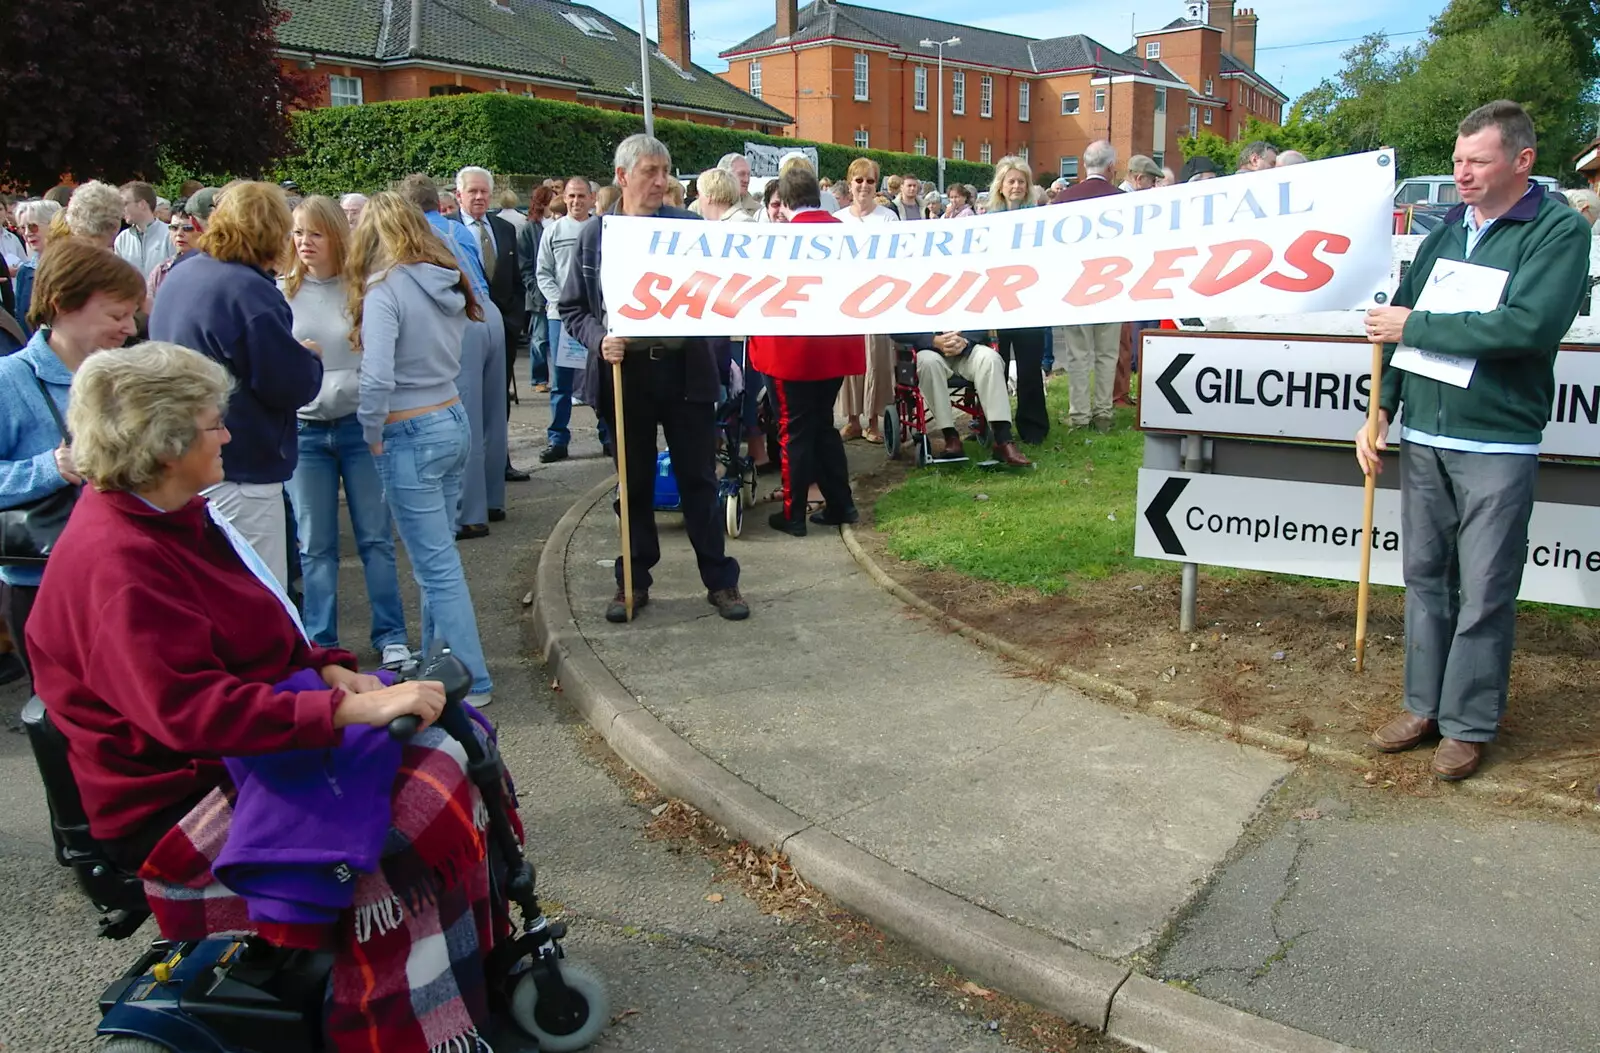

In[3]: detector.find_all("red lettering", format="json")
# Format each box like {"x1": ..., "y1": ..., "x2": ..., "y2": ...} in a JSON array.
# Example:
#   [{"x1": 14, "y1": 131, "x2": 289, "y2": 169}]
[
  {"x1": 711, "y1": 274, "x2": 781, "y2": 318},
  {"x1": 841, "y1": 275, "x2": 912, "y2": 318},
  {"x1": 1262, "y1": 230, "x2": 1350, "y2": 292},
  {"x1": 967, "y1": 265, "x2": 1038, "y2": 312},
  {"x1": 659, "y1": 271, "x2": 720, "y2": 319},
  {"x1": 1190, "y1": 240, "x2": 1272, "y2": 296},
  {"x1": 616, "y1": 273, "x2": 673, "y2": 320},
  {"x1": 1064, "y1": 257, "x2": 1133, "y2": 307},
  {"x1": 762, "y1": 276, "x2": 823, "y2": 317},
  {"x1": 906, "y1": 272, "x2": 982, "y2": 316},
  {"x1": 1130, "y1": 248, "x2": 1198, "y2": 301}
]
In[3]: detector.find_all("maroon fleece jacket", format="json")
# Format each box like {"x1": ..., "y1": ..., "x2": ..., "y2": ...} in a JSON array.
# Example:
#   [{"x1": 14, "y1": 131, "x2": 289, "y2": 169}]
[{"x1": 27, "y1": 486, "x2": 357, "y2": 841}]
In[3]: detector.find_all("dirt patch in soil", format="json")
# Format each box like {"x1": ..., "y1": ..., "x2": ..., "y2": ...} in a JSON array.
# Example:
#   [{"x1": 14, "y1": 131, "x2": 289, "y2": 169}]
[{"x1": 851, "y1": 466, "x2": 1600, "y2": 806}]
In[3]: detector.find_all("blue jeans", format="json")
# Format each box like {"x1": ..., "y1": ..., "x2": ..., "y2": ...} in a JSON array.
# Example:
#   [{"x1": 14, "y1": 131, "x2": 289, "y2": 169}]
[
  {"x1": 547, "y1": 318, "x2": 611, "y2": 449},
  {"x1": 375, "y1": 404, "x2": 492, "y2": 694},
  {"x1": 286, "y1": 415, "x2": 407, "y2": 651},
  {"x1": 528, "y1": 308, "x2": 550, "y2": 386},
  {"x1": 1041, "y1": 327, "x2": 1055, "y2": 373}
]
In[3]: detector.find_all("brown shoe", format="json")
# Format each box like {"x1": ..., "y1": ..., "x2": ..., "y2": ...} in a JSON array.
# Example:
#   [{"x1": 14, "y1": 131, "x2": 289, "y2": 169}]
[
  {"x1": 938, "y1": 435, "x2": 965, "y2": 459},
  {"x1": 1370, "y1": 712, "x2": 1438, "y2": 752},
  {"x1": 993, "y1": 441, "x2": 1032, "y2": 467},
  {"x1": 1432, "y1": 738, "x2": 1484, "y2": 781},
  {"x1": 839, "y1": 421, "x2": 863, "y2": 441}
]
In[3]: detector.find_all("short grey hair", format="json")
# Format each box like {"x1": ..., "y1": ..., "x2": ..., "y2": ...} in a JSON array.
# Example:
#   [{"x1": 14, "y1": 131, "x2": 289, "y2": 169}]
[
  {"x1": 1275, "y1": 150, "x2": 1309, "y2": 167},
  {"x1": 1049, "y1": 177, "x2": 1070, "y2": 192},
  {"x1": 717, "y1": 152, "x2": 747, "y2": 172},
  {"x1": 65, "y1": 180, "x2": 124, "y2": 240},
  {"x1": 69, "y1": 342, "x2": 236, "y2": 494},
  {"x1": 1564, "y1": 188, "x2": 1600, "y2": 227},
  {"x1": 1083, "y1": 140, "x2": 1117, "y2": 175},
  {"x1": 615, "y1": 134, "x2": 671, "y2": 176},
  {"x1": 17, "y1": 199, "x2": 62, "y2": 228},
  {"x1": 340, "y1": 193, "x2": 369, "y2": 208},
  {"x1": 455, "y1": 165, "x2": 494, "y2": 191},
  {"x1": 697, "y1": 168, "x2": 739, "y2": 207}
]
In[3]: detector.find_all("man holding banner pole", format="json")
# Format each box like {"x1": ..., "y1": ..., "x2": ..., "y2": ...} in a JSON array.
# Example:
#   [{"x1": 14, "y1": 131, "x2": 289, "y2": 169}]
[
  {"x1": 1355, "y1": 100, "x2": 1590, "y2": 781},
  {"x1": 559, "y1": 133, "x2": 748, "y2": 625}
]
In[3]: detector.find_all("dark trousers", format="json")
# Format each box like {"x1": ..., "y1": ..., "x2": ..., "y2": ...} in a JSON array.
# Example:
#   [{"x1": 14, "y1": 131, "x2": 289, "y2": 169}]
[
  {"x1": 1401, "y1": 443, "x2": 1537, "y2": 742},
  {"x1": 774, "y1": 376, "x2": 852, "y2": 522},
  {"x1": 1, "y1": 582, "x2": 39, "y2": 691},
  {"x1": 602, "y1": 353, "x2": 739, "y2": 595},
  {"x1": 997, "y1": 328, "x2": 1049, "y2": 444}
]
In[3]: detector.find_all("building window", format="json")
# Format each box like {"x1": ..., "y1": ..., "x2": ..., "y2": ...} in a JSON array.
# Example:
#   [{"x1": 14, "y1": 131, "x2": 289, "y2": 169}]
[
  {"x1": 854, "y1": 53, "x2": 869, "y2": 101},
  {"x1": 1094, "y1": 88, "x2": 1106, "y2": 113},
  {"x1": 1061, "y1": 91, "x2": 1079, "y2": 115},
  {"x1": 1060, "y1": 157, "x2": 1079, "y2": 178},
  {"x1": 1204, "y1": 77, "x2": 1213, "y2": 96},
  {"x1": 1189, "y1": 105, "x2": 1198, "y2": 136},
  {"x1": 1203, "y1": 108, "x2": 1212, "y2": 125},
  {"x1": 979, "y1": 142, "x2": 992, "y2": 164},
  {"x1": 1018, "y1": 145, "x2": 1028, "y2": 162},
  {"x1": 855, "y1": 129, "x2": 869, "y2": 149},
  {"x1": 1152, "y1": 151, "x2": 1164, "y2": 169},
  {"x1": 952, "y1": 71, "x2": 965, "y2": 115},
  {"x1": 1154, "y1": 87, "x2": 1166, "y2": 113},
  {"x1": 329, "y1": 75, "x2": 363, "y2": 107},
  {"x1": 914, "y1": 66, "x2": 927, "y2": 110},
  {"x1": 1145, "y1": 41, "x2": 1161, "y2": 59},
  {"x1": 914, "y1": 135, "x2": 927, "y2": 156},
  {"x1": 749, "y1": 60, "x2": 762, "y2": 98},
  {"x1": 1018, "y1": 83, "x2": 1030, "y2": 122},
  {"x1": 980, "y1": 75, "x2": 993, "y2": 118},
  {"x1": 952, "y1": 138, "x2": 965, "y2": 160},
  {"x1": 560, "y1": 11, "x2": 615, "y2": 38}
]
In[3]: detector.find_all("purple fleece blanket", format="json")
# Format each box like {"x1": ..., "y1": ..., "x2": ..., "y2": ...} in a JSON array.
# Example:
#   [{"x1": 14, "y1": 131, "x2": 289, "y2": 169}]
[{"x1": 214, "y1": 668, "x2": 400, "y2": 925}]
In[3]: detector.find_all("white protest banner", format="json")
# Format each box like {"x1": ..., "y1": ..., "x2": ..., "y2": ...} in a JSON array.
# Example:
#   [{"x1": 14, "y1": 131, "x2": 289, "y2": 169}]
[
  {"x1": 744, "y1": 143, "x2": 818, "y2": 177},
  {"x1": 600, "y1": 150, "x2": 1397, "y2": 337}
]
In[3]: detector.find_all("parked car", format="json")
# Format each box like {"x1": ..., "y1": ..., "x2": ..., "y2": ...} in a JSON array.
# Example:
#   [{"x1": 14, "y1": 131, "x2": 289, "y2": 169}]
[{"x1": 1395, "y1": 174, "x2": 1560, "y2": 207}]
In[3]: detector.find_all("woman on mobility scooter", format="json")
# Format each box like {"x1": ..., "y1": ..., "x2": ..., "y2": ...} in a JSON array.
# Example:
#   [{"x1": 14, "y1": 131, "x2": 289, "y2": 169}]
[{"x1": 26, "y1": 344, "x2": 601, "y2": 1052}]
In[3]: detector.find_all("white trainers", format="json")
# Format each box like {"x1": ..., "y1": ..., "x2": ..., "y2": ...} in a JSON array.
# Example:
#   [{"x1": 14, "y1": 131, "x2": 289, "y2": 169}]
[
  {"x1": 380, "y1": 644, "x2": 413, "y2": 666},
  {"x1": 465, "y1": 692, "x2": 493, "y2": 709}
]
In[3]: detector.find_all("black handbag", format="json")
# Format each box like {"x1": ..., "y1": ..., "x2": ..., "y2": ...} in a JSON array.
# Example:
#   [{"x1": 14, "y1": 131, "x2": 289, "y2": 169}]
[{"x1": 0, "y1": 372, "x2": 79, "y2": 567}]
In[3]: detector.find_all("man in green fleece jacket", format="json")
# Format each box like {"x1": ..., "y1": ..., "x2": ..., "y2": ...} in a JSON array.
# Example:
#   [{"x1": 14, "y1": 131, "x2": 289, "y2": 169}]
[{"x1": 1355, "y1": 100, "x2": 1590, "y2": 781}]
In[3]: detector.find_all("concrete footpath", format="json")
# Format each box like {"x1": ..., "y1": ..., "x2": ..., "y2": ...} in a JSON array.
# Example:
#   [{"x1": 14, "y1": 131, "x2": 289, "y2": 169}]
[{"x1": 532, "y1": 475, "x2": 1600, "y2": 1053}]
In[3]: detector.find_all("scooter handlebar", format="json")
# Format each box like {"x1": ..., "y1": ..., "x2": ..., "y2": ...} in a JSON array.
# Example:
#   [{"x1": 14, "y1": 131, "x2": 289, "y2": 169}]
[{"x1": 388, "y1": 649, "x2": 474, "y2": 741}]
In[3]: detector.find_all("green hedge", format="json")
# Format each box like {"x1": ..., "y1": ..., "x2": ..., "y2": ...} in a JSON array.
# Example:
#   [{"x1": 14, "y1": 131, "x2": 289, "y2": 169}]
[{"x1": 163, "y1": 93, "x2": 994, "y2": 197}]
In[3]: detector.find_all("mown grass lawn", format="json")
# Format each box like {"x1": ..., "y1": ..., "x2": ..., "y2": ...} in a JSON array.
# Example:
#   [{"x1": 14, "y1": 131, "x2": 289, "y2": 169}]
[{"x1": 873, "y1": 382, "x2": 1170, "y2": 594}]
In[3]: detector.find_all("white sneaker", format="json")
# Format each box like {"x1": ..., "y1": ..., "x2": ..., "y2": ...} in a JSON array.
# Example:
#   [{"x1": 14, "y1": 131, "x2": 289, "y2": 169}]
[
  {"x1": 381, "y1": 644, "x2": 413, "y2": 666},
  {"x1": 465, "y1": 692, "x2": 493, "y2": 709}
]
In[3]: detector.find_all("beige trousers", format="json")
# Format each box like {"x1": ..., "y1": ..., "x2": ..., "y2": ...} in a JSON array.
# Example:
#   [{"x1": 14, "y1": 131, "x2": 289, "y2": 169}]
[
  {"x1": 916, "y1": 345, "x2": 1011, "y2": 430},
  {"x1": 837, "y1": 334, "x2": 894, "y2": 424},
  {"x1": 1061, "y1": 322, "x2": 1122, "y2": 426}
]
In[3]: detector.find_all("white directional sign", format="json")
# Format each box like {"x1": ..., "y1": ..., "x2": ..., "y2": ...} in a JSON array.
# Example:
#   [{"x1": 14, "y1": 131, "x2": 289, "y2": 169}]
[
  {"x1": 1139, "y1": 334, "x2": 1600, "y2": 460},
  {"x1": 1135, "y1": 469, "x2": 1600, "y2": 609}
]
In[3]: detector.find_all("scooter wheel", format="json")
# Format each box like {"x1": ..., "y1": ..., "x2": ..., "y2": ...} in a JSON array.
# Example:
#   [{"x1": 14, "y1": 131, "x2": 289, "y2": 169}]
[
  {"x1": 510, "y1": 960, "x2": 610, "y2": 1051},
  {"x1": 100, "y1": 1039, "x2": 174, "y2": 1052}
]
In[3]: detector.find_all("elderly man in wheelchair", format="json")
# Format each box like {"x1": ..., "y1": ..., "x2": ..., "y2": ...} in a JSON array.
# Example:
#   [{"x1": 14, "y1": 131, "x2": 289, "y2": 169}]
[
  {"x1": 19, "y1": 344, "x2": 605, "y2": 1053},
  {"x1": 892, "y1": 330, "x2": 1032, "y2": 468}
]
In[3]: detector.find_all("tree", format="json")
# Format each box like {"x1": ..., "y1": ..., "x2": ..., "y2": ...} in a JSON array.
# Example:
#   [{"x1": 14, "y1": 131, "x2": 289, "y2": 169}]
[{"x1": 0, "y1": 1, "x2": 312, "y2": 192}]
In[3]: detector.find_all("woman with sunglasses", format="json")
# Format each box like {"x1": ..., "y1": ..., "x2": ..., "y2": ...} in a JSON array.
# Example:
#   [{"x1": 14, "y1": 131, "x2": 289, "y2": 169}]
[{"x1": 832, "y1": 157, "x2": 897, "y2": 446}]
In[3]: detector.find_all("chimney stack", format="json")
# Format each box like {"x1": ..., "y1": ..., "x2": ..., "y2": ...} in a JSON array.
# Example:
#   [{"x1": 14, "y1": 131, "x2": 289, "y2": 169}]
[
  {"x1": 658, "y1": 0, "x2": 691, "y2": 69},
  {"x1": 776, "y1": 0, "x2": 798, "y2": 42},
  {"x1": 1233, "y1": 7, "x2": 1258, "y2": 68},
  {"x1": 1207, "y1": 0, "x2": 1235, "y2": 56}
]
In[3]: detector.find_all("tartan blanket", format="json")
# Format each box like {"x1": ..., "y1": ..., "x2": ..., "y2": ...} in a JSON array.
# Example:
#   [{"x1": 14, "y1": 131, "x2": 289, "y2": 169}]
[{"x1": 139, "y1": 722, "x2": 520, "y2": 1053}]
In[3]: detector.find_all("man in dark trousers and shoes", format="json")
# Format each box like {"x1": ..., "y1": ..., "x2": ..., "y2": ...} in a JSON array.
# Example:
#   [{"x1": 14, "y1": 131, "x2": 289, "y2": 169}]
[
  {"x1": 748, "y1": 166, "x2": 865, "y2": 537},
  {"x1": 559, "y1": 134, "x2": 749, "y2": 624},
  {"x1": 1356, "y1": 100, "x2": 1590, "y2": 781}
]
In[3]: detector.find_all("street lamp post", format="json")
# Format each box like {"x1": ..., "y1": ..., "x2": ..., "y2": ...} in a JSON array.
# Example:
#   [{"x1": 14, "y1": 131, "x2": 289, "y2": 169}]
[
  {"x1": 638, "y1": 0, "x2": 655, "y2": 135},
  {"x1": 918, "y1": 36, "x2": 960, "y2": 194}
]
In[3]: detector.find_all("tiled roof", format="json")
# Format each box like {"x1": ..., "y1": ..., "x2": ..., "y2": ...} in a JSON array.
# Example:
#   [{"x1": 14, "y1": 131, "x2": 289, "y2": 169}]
[
  {"x1": 1218, "y1": 51, "x2": 1286, "y2": 100},
  {"x1": 721, "y1": 0, "x2": 1181, "y2": 84},
  {"x1": 278, "y1": 0, "x2": 792, "y2": 124}
]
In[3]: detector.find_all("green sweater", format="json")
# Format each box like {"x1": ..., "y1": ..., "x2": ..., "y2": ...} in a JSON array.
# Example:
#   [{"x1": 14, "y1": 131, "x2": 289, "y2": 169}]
[{"x1": 1380, "y1": 185, "x2": 1591, "y2": 445}]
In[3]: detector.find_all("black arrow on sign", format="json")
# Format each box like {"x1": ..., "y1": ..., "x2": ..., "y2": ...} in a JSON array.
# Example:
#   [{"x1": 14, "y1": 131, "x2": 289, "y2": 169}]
[
  {"x1": 1144, "y1": 476, "x2": 1190, "y2": 557},
  {"x1": 1156, "y1": 352, "x2": 1193, "y2": 415}
]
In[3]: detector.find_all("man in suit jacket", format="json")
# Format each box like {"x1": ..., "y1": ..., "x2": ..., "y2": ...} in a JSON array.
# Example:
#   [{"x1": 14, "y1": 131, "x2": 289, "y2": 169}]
[
  {"x1": 1052, "y1": 140, "x2": 1125, "y2": 433},
  {"x1": 456, "y1": 167, "x2": 530, "y2": 480}
]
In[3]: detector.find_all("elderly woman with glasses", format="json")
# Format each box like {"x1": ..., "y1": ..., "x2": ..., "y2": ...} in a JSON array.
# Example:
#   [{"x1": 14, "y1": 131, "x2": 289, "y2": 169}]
[
  {"x1": 12, "y1": 199, "x2": 62, "y2": 336},
  {"x1": 833, "y1": 157, "x2": 898, "y2": 446}
]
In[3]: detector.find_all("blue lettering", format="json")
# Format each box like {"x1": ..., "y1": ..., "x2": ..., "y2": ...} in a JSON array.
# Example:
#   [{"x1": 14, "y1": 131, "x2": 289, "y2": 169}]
[
  {"x1": 727, "y1": 233, "x2": 753, "y2": 259},
  {"x1": 1193, "y1": 191, "x2": 1226, "y2": 225},
  {"x1": 1096, "y1": 210, "x2": 1124, "y2": 239},
  {"x1": 648, "y1": 229, "x2": 681, "y2": 255},
  {"x1": 923, "y1": 229, "x2": 956, "y2": 257},
  {"x1": 1132, "y1": 203, "x2": 1162, "y2": 236},
  {"x1": 889, "y1": 232, "x2": 920, "y2": 259},
  {"x1": 683, "y1": 234, "x2": 714, "y2": 257},
  {"x1": 788, "y1": 234, "x2": 805, "y2": 261},
  {"x1": 805, "y1": 236, "x2": 833, "y2": 261},
  {"x1": 962, "y1": 226, "x2": 989, "y2": 255},
  {"x1": 1012, "y1": 219, "x2": 1046, "y2": 250},
  {"x1": 1230, "y1": 190, "x2": 1268, "y2": 222},
  {"x1": 1278, "y1": 181, "x2": 1312, "y2": 216},
  {"x1": 1053, "y1": 215, "x2": 1092, "y2": 245}
]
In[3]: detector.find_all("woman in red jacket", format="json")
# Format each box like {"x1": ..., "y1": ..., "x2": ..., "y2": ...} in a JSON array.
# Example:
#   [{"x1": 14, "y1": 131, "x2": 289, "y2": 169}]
[{"x1": 748, "y1": 165, "x2": 865, "y2": 537}]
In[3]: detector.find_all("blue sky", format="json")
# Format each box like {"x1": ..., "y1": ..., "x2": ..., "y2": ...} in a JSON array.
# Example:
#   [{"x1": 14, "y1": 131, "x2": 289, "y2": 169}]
[{"x1": 583, "y1": 0, "x2": 1448, "y2": 108}]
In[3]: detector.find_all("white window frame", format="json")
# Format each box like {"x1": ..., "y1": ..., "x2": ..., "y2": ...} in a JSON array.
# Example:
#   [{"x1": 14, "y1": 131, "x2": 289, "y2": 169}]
[
  {"x1": 914, "y1": 135, "x2": 927, "y2": 156},
  {"x1": 1060, "y1": 157, "x2": 1079, "y2": 178},
  {"x1": 1094, "y1": 88, "x2": 1106, "y2": 113},
  {"x1": 952, "y1": 138, "x2": 965, "y2": 161},
  {"x1": 1152, "y1": 151, "x2": 1164, "y2": 169},
  {"x1": 914, "y1": 66, "x2": 927, "y2": 110},
  {"x1": 1189, "y1": 105, "x2": 1198, "y2": 136},
  {"x1": 1154, "y1": 87, "x2": 1166, "y2": 114},
  {"x1": 951, "y1": 71, "x2": 965, "y2": 115},
  {"x1": 1018, "y1": 145, "x2": 1028, "y2": 162},
  {"x1": 1145, "y1": 42, "x2": 1161, "y2": 59},
  {"x1": 749, "y1": 60, "x2": 762, "y2": 98},
  {"x1": 855, "y1": 129, "x2": 869, "y2": 149},
  {"x1": 979, "y1": 142, "x2": 992, "y2": 164},
  {"x1": 980, "y1": 74, "x2": 993, "y2": 118},
  {"x1": 1061, "y1": 91, "x2": 1079, "y2": 115},
  {"x1": 1018, "y1": 82, "x2": 1030, "y2": 122},
  {"x1": 329, "y1": 74, "x2": 363, "y2": 107},
  {"x1": 1204, "y1": 77, "x2": 1213, "y2": 96},
  {"x1": 854, "y1": 52, "x2": 869, "y2": 101},
  {"x1": 1203, "y1": 107, "x2": 1212, "y2": 126}
]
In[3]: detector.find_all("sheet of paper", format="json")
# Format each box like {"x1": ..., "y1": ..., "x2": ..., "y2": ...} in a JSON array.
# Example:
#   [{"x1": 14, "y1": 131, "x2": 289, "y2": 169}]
[
  {"x1": 555, "y1": 329, "x2": 588, "y2": 370},
  {"x1": 1390, "y1": 260, "x2": 1510, "y2": 388}
]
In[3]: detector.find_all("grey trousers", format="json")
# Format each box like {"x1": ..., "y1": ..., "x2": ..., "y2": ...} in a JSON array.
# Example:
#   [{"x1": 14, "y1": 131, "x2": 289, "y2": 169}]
[
  {"x1": 456, "y1": 299, "x2": 508, "y2": 527},
  {"x1": 1400, "y1": 442, "x2": 1537, "y2": 742}
]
